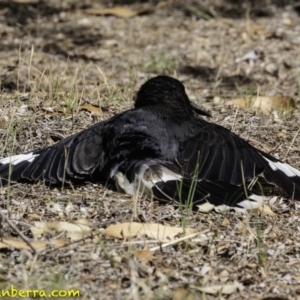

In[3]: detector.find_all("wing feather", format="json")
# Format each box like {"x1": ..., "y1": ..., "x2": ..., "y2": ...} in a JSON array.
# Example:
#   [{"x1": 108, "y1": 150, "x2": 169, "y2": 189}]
[{"x1": 167, "y1": 118, "x2": 300, "y2": 200}]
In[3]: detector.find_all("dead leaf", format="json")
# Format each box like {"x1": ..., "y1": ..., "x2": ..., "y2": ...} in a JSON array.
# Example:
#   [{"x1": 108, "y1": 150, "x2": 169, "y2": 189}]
[
  {"x1": 41, "y1": 106, "x2": 55, "y2": 113},
  {"x1": 41, "y1": 105, "x2": 69, "y2": 115},
  {"x1": 65, "y1": 202, "x2": 75, "y2": 214},
  {"x1": 221, "y1": 217, "x2": 230, "y2": 227},
  {"x1": 281, "y1": 17, "x2": 293, "y2": 26},
  {"x1": 84, "y1": 2, "x2": 170, "y2": 18},
  {"x1": 0, "y1": 187, "x2": 6, "y2": 194},
  {"x1": 237, "y1": 221, "x2": 246, "y2": 233},
  {"x1": 84, "y1": 7, "x2": 140, "y2": 18},
  {"x1": 225, "y1": 96, "x2": 295, "y2": 114},
  {"x1": 219, "y1": 270, "x2": 230, "y2": 283},
  {"x1": 254, "y1": 204, "x2": 276, "y2": 216},
  {"x1": 13, "y1": 0, "x2": 39, "y2": 3},
  {"x1": 79, "y1": 102, "x2": 103, "y2": 116},
  {"x1": 0, "y1": 238, "x2": 65, "y2": 251},
  {"x1": 14, "y1": 105, "x2": 28, "y2": 116},
  {"x1": 293, "y1": 275, "x2": 300, "y2": 281},
  {"x1": 103, "y1": 222, "x2": 197, "y2": 240},
  {"x1": 0, "y1": 116, "x2": 9, "y2": 129},
  {"x1": 27, "y1": 213, "x2": 41, "y2": 220},
  {"x1": 31, "y1": 219, "x2": 91, "y2": 241},
  {"x1": 46, "y1": 201, "x2": 64, "y2": 213},
  {"x1": 254, "y1": 293, "x2": 290, "y2": 300},
  {"x1": 134, "y1": 246, "x2": 153, "y2": 262},
  {"x1": 253, "y1": 96, "x2": 295, "y2": 113},
  {"x1": 192, "y1": 281, "x2": 243, "y2": 295},
  {"x1": 277, "y1": 132, "x2": 287, "y2": 138},
  {"x1": 216, "y1": 241, "x2": 230, "y2": 253},
  {"x1": 173, "y1": 287, "x2": 195, "y2": 300},
  {"x1": 249, "y1": 26, "x2": 274, "y2": 39}
]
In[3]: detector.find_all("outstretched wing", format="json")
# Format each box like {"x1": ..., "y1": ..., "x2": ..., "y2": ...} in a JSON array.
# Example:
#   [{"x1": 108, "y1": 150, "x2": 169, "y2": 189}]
[
  {"x1": 0, "y1": 121, "x2": 107, "y2": 186},
  {"x1": 150, "y1": 118, "x2": 300, "y2": 208},
  {"x1": 0, "y1": 108, "x2": 171, "y2": 187}
]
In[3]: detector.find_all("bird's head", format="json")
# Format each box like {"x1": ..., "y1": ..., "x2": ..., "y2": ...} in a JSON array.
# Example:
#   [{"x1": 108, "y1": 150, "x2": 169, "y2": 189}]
[{"x1": 134, "y1": 76, "x2": 210, "y2": 120}]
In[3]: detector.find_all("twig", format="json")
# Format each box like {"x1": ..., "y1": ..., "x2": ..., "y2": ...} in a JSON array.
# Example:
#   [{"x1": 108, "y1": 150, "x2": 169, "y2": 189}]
[
  {"x1": 283, "y1": 129, "x2": 299, "y2": 161},
  {"x1": 149, "y1": 230, "x2": 209, "y2": 252},
  {"x1": 0, "y1": 211, "x2": 37, "y2": 254},
  {"x1": 231, "y1": 107, "x2": 239, "y2": 132},
  {"x1": 246, "y1": 137, "x2": 278, "y2": 154}
]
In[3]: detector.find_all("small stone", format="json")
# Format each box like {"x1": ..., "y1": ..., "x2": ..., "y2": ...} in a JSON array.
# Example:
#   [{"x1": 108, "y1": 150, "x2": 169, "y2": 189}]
[{"x1": 265, "y1": 63, "x2": 278, "y2": 75}]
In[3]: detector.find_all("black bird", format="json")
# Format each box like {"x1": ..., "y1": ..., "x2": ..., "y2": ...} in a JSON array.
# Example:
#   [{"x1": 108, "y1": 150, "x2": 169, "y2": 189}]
[{"x1": 0, "y1": 76, "x2": 300, "y2": 212}]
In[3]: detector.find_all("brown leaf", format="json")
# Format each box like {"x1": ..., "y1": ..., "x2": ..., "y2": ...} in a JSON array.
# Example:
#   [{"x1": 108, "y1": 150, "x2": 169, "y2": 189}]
[
  {"x1": 237, "y1": 221, "x2": 245, "y2": 233},
  {"x1": 83, "y1": 2, "x2": 170, "y2": 18},
  {"x1": 103, "y1": 222, "x2": 197, "y2": 240},
  {"x1": 253, "y1": 96, "x2": 295, "y2": 113},
  {"x1": 217, "y1": 241, "x2": 230, "y2": 253},
  {"x1": 226, "y1": 96, "x2": 295, "y2": 114},
  {"x1": 13, "y1": 0, "x2": 39, "y2": 3},
  {"x1": 0, "y1": 116, "x2": 9, "y2": 129},
  {"x1": 84, "y1": 7, "x2": 141, "y2": 18},
  {"x1": 249, "y1": 26, "x2": 274, "y2": 38},
  {"x1": 27, "y1": 213, "x2": 41, "y2": 220},
  {"x1": 41, "y1": 105, "x2": 69, "y2": 114},
  {"x1": 255, "y1": 204, "x2": 276, "y2": 216},
  {"x1": 277, "y1": 132, "x2": 287, "y2": 138},
  {"x1": 0, "y1": 238, "x2": 65, "y2": 251},
  {"x1": 293, "y1": 276, "x2": 300, "y2": 281},
  {"x1": 219, "y1": 269, "x2": 230, "y2": 283},
  {"x1": 281, "y1": 17, "x2": 293, "y2": 26},
  {"x1": 79, "y1": 102, "x2": 103, "y2": 116},
  {"x1": 225, "y1": 97, "x2": 247, "y2": 108},
  {"x1": 134, "y1": 246, "x2": 153, "y2": 262},
  {"x1": 221, "y1": 217, "x2": 230, "y2": 227},
  {"x1": 31, "y1": 219, "x2": 91, "y2": 241},
  {"x1": 258, "y1": 297, "x2": 289, "y2": 300},
  {"x1": 173, "y1": 287, "x2": 195, "y2": 300}
]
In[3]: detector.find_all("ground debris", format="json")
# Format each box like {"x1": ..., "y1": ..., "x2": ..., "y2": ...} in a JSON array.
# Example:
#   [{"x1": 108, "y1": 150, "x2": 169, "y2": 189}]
[{"x1": 1, "y1": 1, "x2": 300, "y2": 299}]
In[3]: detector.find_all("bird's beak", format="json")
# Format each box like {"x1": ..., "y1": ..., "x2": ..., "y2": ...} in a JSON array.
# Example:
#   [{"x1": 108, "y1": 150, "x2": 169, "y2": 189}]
[{"x1": 190, "y1": 101, "x2": 211, "y2": 117}]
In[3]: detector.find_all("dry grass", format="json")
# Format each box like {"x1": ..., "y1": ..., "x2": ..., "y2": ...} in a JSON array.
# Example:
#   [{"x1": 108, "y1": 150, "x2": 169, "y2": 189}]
[{"x1": 1, "y1": 1, "x2": 300, "y2": 299}]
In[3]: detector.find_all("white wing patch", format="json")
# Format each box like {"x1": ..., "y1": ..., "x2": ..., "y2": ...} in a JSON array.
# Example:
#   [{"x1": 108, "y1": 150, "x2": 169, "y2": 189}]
[
  {"x1": 263, "y1": 156, "x2": 300, "y2": 177},
  {"x1": 197, "y1": 193, "x2": 265, "y2": 213},
  {"x1": 148, "y1": 165, "x2": 182, "y2": 184},
  {"x1": 0, "y1": 153, "x2": 39, "y2": 165},
  {"x1": 236, "y1": 194, "x2": 265, "y2": 210}
]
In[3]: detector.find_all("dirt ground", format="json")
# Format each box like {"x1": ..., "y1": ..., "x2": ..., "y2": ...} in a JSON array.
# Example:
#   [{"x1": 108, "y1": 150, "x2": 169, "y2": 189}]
[{"x1": 1, "y1": 0, "x2": 300, "y2": 299}]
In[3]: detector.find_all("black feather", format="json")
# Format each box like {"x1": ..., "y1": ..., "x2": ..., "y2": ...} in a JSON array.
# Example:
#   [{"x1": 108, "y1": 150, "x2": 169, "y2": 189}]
[{"x1": 0, "y1": 75, "x2": 299, "y2": 208}]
